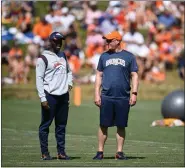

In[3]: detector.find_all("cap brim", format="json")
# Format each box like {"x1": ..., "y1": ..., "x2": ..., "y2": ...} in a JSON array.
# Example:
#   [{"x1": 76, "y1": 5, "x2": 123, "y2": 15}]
[
  {"x1": 61, "y1": 35, "x2": 66, "y2": 40},
  {"x1": 102, "y1": 36, "x2": 112, "y2": 40}
]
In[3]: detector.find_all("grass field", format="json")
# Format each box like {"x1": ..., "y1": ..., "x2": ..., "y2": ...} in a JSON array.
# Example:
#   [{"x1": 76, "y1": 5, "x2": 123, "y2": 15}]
[{"x1": 2, "y1": 99, "x2": 184, "y2": 167}]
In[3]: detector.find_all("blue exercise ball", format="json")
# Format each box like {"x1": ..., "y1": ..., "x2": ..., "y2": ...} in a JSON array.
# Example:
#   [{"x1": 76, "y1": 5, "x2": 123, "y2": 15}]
[{"x1": 161, "y1": 90, "x2": 184, "y2": 121}]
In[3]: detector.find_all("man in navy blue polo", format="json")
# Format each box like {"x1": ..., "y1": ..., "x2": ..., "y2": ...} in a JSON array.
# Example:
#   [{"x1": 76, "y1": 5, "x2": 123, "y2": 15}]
[{"x1": 93, "y1": 31, "x2": 139, "y2": 160}]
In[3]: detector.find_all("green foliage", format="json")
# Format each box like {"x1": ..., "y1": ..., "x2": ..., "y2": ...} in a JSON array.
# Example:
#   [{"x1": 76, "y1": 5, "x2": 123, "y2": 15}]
[
  {"x1": 139, "y1": 28, "x2": 149, "y2": 40},
  {"x1": 34, "y1": 1, "x2": 50, "y2": 18},
  {"x1": 97, "y1": 1, "x2": 109, "y2": 11}
]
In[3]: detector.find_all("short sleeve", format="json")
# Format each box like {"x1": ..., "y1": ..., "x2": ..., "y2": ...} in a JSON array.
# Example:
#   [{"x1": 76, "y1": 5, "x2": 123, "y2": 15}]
[
  {"x1": 130, "y1": 55, "x2": 138, "y2": 72},
  {"x1": 97, "y1": 55, "x2": 104, "y2": 72}
]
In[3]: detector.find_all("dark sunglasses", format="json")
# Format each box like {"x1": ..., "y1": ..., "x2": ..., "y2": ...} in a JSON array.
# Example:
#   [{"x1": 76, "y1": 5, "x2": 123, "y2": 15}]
[{"x1": 106, "y1": 39, "x2": 113, "y2": 43}]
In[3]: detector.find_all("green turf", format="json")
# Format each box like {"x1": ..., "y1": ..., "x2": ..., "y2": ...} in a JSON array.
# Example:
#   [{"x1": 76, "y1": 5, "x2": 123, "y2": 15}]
[{"x1": 2, "y1": 99, "x2": 184, "y2": 167}]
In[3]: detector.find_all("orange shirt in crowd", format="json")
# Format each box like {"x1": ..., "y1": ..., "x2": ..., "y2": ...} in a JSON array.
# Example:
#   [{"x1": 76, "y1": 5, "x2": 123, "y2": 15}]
[
  {"x1": 155, "y1": 31, "x2": 172, "y2": 45},
  {"x1": 17, "y1": 14, "x2": 31, "y2": 28},
  {"x1": 156, "y1": 0, "x2": 163, "y2": 8},
  {"x1": 171, "y1": 27, "x2": 181, "y2": 40},
  {"x1": 115, "y1": 10, "x2": 125, "y2": 25},
  {"x1": 33, "y1": 22, "x2": 52, "y2": 40},
  {"x1": 9, "y1": 48, "x2": 23, "y2": 58},
  {"x1": 160, "y1": 52, "x2": 175, "y2": 63},
  {"x1": 85, "y1": 44, "x2": 104, "y2": 58},
  {"x1": 68, "y1": 56, "x2": 81, "y2": 74},
  {"x1": 151, "y1": 71, "x2": 166, "y2": 81}
]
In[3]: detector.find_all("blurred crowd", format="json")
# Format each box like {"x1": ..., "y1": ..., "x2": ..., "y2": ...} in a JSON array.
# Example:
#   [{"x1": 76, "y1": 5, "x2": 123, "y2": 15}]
[{"x1": 1, "y1": 1, "x2": 184, "y2": 85}]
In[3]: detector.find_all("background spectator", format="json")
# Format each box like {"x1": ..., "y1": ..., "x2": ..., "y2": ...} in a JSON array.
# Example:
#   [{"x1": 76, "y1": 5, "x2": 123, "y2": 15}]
[
  {"x1": 177, "y1": 49, "x2": 185, "y2": 80},
  {"x1": 1, "y1": 1, "x2": 184, "y2": 85}
]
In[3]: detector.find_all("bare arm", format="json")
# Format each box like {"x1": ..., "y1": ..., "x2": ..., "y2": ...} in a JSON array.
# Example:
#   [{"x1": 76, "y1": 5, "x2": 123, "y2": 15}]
[
  {"x1": 131, "y1": 72, "x2": 139, "y2": 93},
  {"x1": 94, "y1": 70, "x2": 103, "y2": 107},
  {"x1": 130, "y1": 72, "x2": 139, "y2": 106}
]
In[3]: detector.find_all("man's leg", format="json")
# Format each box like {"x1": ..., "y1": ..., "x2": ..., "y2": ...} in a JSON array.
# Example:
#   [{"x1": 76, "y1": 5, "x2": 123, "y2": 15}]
[
  {"x1": 116, "y1": 127, "x2": 126, "y2": 152},
  {"x1": 98, "y1": 96, "x2": 114, "y2": 152},
  {"x1": 93, "y1": 96, "x2": 114, "y2": 160},
  {"x1": 93, "y1": 126, "x2": 108, "y2": 160},
  {"x1": 55, "y1": 93, "x2": 69, "y2": 159},
  {"x1": 98, "y1": 126, "x2": 108, "y2": 152},
  {"x1": 114, "y1": 99, "x2": 130, "y2": 160},
  {"x1": 39, "y1": 92, "x2": 56, "y2": 156}
]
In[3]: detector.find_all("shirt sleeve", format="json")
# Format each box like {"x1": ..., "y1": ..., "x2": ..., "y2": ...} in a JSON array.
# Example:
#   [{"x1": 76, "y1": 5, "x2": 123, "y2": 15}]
[
  {"x1": 130, "y1": 55, "x2": 138, "y2": 72},
  {"x1": 97, "y1": 55, "x2": 104, "y2": 72},
  {"x1": 36, "y1": 58, "x2": 47, "y2": 102}
]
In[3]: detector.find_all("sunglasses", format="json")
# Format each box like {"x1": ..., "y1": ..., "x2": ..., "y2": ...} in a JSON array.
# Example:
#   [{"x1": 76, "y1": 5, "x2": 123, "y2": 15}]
[{"x1": 106, "y1": 39, "x2": 115, "y2": 43}]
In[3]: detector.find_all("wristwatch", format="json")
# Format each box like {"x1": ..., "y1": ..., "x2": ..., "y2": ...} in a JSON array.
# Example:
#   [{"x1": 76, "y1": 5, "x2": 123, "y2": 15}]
[{"x1": 132, "y1": 92, "x2": 138, "y2": 96}]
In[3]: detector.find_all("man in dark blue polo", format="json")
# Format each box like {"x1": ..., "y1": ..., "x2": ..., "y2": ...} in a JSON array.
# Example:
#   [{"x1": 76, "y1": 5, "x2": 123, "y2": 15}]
[{"x1": 93, "y1": 31, "x2": 139, "y2": 160}]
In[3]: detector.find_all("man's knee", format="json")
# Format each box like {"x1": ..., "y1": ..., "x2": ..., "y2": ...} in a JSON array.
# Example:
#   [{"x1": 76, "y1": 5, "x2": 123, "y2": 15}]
[
  {"x1": 117, "y1": 127, "x2": 126, "y2": 133},
  {"x1": 100, "y1": 125, "x2": 108, "y2": 134}
]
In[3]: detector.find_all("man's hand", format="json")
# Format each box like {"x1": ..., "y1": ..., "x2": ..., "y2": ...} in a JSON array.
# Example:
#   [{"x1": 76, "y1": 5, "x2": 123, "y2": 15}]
[
  {"x1": 68, "y1": 85, "x2": 73, "y2": 92},
  {"x1": 41, "y1": 101, "x2": 50, "y2": 110},
  {"x1": 94, "y1": 95, "x2": 101, "y2": 107},
  {"x1": 129, "y1": 94, "x2": 137, "y2": 106}
]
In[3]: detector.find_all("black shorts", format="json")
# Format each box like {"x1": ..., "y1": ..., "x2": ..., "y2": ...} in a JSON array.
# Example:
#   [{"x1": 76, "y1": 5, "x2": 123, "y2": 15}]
[{"x1": 100, "y1": 96, "x2": 130, "y2": 128}]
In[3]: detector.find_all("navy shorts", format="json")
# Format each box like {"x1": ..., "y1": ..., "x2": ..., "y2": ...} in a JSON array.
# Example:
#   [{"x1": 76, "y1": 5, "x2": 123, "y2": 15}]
[{"x1": 100, "y1": 96, "x2": 130, "y2": 128}]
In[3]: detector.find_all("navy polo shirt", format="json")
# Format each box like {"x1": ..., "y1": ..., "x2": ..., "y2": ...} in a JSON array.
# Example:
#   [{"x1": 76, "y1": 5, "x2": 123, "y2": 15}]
[{"x1": 97, "y1": 50, "x2": 138, "y2": 99}]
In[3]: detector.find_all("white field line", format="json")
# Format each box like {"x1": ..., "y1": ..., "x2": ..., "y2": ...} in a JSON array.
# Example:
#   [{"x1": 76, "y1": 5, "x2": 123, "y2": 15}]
[
  {"x1": 2, "y1": 128, "x2": 184, "y2": 146},
  {"x1": 2, "y1": 138, "x2": 183, "y2": 147},
  {"x1": 2, "y1": 136, "x2": 184, "y2": 147},
  {"x1": 2, "y1": 145, "x2": 184, "y2": 154},
  {"x1": 2, "y1": 139, "x2": 184, "y2": 148},
  {"x1": 2, "y1": 145, "x2": 184, "y2": 150},
  {"x1": 4, "y1": 142, "x2": 184, "y2": 152}
]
